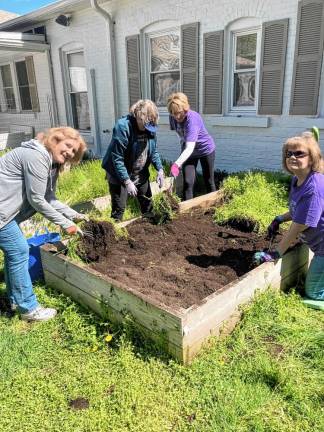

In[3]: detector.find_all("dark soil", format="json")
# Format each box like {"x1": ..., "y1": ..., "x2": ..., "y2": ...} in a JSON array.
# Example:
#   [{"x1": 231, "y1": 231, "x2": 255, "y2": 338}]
[
  {"x1": 68, "y1": 397, "x2": 89, "y2": 410},
  {"x1": 78, "y1": 211, "x2": 278, "y2": 309}
]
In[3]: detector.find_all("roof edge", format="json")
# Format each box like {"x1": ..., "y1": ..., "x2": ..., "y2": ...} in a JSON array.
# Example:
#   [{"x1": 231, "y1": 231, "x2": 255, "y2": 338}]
[{"x1": 0, "y1": 0, "x2": 90, "y2": 30}]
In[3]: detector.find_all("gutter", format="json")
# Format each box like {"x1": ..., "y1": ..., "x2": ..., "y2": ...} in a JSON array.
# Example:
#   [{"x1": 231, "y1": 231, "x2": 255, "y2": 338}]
[{"x1": 90, "y1": 0, "x2": 118, "y2": 123}]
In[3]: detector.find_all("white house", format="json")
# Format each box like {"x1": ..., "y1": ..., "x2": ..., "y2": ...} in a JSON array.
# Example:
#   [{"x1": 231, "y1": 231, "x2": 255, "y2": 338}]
[{"x1": 0, "y1": 0, "x2": 323, "y2": 171}]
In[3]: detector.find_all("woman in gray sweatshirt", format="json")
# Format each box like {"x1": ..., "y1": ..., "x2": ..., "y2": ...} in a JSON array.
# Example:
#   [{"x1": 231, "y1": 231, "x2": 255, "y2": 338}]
[{"x1": 0, "y1": 127, "x2": 87, "y2": 321}]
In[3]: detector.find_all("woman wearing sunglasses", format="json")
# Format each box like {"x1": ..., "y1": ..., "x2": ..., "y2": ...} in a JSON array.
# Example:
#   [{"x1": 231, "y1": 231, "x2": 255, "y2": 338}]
[{"x1": 254, "y1": 128, "x2": 324, "y2": 307}]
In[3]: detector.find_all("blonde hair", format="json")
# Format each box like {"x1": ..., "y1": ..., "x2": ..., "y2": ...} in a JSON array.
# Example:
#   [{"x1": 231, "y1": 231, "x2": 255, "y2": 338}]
[
  {"x1": 282, "y1": 131, "x2": 323, "y2": 174},
  {"x1": 167, "y1": 92, "x2": 190, "y2": 115},
  {"x1": 37, "y1": 127, "x2": 87, "y2": 168},
  {"x1": 129, "y1": 99, "x2": 159, "y2": 125}
]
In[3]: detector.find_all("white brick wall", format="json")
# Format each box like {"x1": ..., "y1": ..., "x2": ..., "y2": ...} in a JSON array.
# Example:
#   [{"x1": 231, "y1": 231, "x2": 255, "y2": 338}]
[{"x1": 40, "y1": 0, "x2": 324, "y2": 171}]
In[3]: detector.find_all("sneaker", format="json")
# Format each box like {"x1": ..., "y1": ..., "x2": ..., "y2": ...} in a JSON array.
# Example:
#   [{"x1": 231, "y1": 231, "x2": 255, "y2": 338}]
[
  {"x1": 10, "y1": 303, "x2": 17, "y2": 312},
  {"x1": 21, "y1": 306, "x2": 57, "y2": 322}
]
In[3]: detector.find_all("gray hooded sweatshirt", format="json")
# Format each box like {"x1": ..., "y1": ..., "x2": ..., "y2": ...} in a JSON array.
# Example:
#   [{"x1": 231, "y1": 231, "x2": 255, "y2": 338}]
[{"x1": 0, "y1": 139, "x2": 77, "y2": 230}]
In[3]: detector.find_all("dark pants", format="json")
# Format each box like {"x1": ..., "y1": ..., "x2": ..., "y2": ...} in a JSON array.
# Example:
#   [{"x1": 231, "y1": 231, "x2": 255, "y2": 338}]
[
  {"x1": 182, "y1": 150, "x2": 216, "y2": 200},
  {"x1": 109, "y1": 180, "x2": 152, "y2": 221}
]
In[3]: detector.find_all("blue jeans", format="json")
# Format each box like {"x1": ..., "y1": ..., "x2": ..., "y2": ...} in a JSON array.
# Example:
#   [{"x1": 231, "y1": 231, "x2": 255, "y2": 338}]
[
  {"x1": 0, "y1": 220, "x2": 38, "y2": 313},
  {"x1": 305, "y1": 255, "x2": 324, "y2": 300}
]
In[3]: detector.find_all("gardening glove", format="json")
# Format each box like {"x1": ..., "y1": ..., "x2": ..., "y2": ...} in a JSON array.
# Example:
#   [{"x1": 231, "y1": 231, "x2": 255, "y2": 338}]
[
  {"x1": 253, "y1": 250, "x2": 281, "y2": 266},
  {"x1": 73, "y1": 213, "x2": 89, "y2": 222},
  {"x1": 125, "y1": 179, "x2": 138, "y2": 197},
  {"x1": 65, "y1": 225, "x2": 84, "y2": 236},
  {"x1": 266, "y1": 215, "x2": 284, "y2": 240},
  {"x1": 157, "y1": 169, "x2": 164, "y2": 188},
  {"x1": 170, "y1": 163, "x2": 180, "y2": 178}
]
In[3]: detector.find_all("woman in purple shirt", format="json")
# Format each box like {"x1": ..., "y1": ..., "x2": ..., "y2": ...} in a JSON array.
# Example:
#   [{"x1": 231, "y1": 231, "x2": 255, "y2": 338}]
[
  {"x1": 167, "y1": 92, "x2": 216, "y2": 200},
  {"x1": 254, "y1": 129, "x2": 324, "y2": 306}
]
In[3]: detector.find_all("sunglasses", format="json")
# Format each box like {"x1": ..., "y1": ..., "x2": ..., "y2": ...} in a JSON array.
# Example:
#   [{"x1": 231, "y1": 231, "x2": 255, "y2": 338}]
[{"x1": 285, "y1": 150, "x2": 309, "y2": 159}]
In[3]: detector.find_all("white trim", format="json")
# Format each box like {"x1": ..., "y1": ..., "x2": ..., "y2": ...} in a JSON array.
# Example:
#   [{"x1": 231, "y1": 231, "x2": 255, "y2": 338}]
[
  {"x1": 212, "y1": 116, "x2": 269, "y2": 128},
  {"x1": 228, "y1": 27, "x2": 261, "y2": 114}
]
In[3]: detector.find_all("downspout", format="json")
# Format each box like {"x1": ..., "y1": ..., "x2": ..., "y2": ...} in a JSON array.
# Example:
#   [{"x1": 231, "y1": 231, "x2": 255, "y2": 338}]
[
  {"x1": 90, "y1": 0, "x2": 118, "y2": 123},
  {"x1": 45, "y1": 48, "x2": 59, "y2": 126}
]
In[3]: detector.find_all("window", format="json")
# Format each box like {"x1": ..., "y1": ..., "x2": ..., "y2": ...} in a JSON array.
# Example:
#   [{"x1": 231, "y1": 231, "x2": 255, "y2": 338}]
[
  {"x1": 230, "y1": 29, "x2": 260, "y2": 112},
  {"x1": 15, "y1": 57, "x2": 39, "y2": 111},
  {"x1": 0, "y1": 64, "x2": 16, "y2": 111},
  {"x1": 67, "y1": 51, "x2": 90, "y2": 131},
  {"x1": 148, "y1": 30, "x2": 180, "y2": 107}
]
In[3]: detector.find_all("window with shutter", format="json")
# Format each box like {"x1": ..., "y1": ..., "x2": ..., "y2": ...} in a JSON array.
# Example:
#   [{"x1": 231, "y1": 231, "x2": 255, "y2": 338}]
[
  {"x1": 258, "y1": 19, "x2": 289, "y2": 115},
  {"x1": 290, "y1": 0, "x2": 324, "y2": 115}
]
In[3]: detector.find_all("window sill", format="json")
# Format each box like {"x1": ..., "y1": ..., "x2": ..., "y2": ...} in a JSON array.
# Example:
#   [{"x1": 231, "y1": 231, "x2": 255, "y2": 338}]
[{"x1": 212, "y1": 116, "x2": 269, "y2": 128}]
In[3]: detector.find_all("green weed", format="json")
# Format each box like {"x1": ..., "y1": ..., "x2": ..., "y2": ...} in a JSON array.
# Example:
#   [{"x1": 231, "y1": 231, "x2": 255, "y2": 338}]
[{"x1": 214, "y1": 171, "x2": 290, "y2": 233}]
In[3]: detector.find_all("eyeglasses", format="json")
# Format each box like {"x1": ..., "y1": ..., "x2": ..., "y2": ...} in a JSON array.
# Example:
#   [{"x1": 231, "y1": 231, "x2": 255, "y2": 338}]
[{"x1": 285, "y1": 150, "x2": 309, "y2": 159}]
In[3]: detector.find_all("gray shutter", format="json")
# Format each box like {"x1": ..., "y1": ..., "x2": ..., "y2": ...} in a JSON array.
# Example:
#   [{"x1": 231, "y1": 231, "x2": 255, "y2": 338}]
[
  {"x1": 258, "y1": 19, "x2": 288, "y2": 115},
  {"x1": 25, "y1": 56, "x2": 40, "y2": 112},
  {"x1": 126, "y1": 35, "x2": 141, "y2": 107},
  {"x1": 181, "y1": 22, "x2": 199, "y2": 111},
  {"x1": 290, "y1": 0, "x2": 324, "y2": 115},
  {"x1": 203, "y1": 30, "x2": 224, "y2": 114}
]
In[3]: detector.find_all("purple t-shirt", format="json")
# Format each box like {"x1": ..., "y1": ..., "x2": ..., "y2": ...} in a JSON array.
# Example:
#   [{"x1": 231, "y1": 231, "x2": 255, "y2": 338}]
[
  {"x1": 289, "y1": 171, "x2": 324, "y2": 256},
  {"x1": 169, "y1": 110, "x2": 215, "y2": 158}
]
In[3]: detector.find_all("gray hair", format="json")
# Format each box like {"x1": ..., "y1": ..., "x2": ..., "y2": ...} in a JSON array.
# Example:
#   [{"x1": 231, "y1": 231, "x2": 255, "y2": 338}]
[{"x1": 129, "y1": 99, "x2": 159, "y2": 125}]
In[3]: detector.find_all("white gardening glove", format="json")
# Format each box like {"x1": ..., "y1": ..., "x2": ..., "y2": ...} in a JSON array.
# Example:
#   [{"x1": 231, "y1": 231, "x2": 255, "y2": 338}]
[
  {"x1": 157, "y1": 169, "x2": 164, "y2": 188},
  {"x1": 125, "y1": 179, "x2": 138, "y2": 197}
]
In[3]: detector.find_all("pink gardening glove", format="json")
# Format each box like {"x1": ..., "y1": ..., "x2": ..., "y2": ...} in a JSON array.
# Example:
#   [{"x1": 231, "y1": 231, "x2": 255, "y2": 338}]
[{"x1": 170, "y1": 163, "x2": 180, "y2": 178}]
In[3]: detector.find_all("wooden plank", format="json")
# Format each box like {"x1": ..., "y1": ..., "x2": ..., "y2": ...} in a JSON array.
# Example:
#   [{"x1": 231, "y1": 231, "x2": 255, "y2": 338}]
[
  {"x1": 178, "y1": 190, "x2": 224, "y2": 213},
  {"x1": 41, "y1": 248, "x2": 184, "y2": 347},
  {"x1": 44, "y1": 270, "x2": 184, "y2": 361},
  {"x1": 181, "y1": 244, "x2": 310, "y2": 363}
]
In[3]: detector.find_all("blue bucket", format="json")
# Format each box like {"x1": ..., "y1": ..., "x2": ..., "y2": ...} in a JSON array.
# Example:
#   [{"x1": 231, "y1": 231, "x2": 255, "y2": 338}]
[{"x1": 27, "y1": 229, "x2": 61, "y2": 282}]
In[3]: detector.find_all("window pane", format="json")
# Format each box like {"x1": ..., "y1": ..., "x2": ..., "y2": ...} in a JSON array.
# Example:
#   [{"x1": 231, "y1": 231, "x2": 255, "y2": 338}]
[
  {"x1": 19, "y1": 86, "x2": 32, "y2": 110},
  {"x1": 236, "y1": 34, "x2": 257, "y2": 70},
  {"x1": 4, "y1": 88, "x2": 16, "y2": 110},
  {"x1": 151, "y1": 71, "x2": 180, "y2": 107},
  {"x1": 1, "y1": 65, "x2": 13, "y2": 87},
  {"x1": 233, "y1": 72, "x2": 255, "y2": 107},
  {"x1": 151, "y1": 34, "x2": 180, "y2": 72},
  {"x1": 68, "y1": 52, "x2": 85, "y2": 68},
  {"x1": 68, "y1": 52, "x2": 87, "y2": 92},
  {"x1": 16, "y1": 61, "x2": 29, "y2": 86},
  {"x1": 71, "y1": 92, "x2": 90, "y2": 130}
]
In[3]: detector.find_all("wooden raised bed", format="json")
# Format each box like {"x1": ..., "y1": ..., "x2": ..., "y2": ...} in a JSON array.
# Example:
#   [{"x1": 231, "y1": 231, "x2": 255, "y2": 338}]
[{"x1": 40, "y1": 191, "x2": 310, "y2": 364}]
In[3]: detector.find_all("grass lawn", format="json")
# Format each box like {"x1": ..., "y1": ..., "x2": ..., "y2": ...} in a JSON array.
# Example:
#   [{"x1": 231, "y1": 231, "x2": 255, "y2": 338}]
[
  {"x1": 0, "y1": 281, "x2": 323, "y2": 432},
  {"x1": 0, "y1": 168, "x2": 323, "y2": 431}
]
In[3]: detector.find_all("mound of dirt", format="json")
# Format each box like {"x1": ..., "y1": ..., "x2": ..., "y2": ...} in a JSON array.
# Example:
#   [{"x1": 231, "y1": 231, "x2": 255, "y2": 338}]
[{"x1": 78, "y1": 220, "x2": 117, "y2": 262}]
